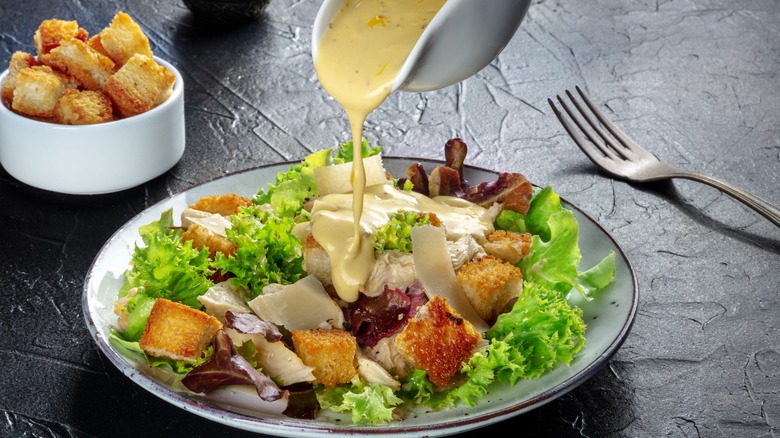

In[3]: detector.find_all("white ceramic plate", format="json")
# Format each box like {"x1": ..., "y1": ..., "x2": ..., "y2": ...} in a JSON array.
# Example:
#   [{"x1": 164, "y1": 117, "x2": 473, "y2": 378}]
[{"x1": 83, "y1": 157, "x2": 639, "y2": 437}]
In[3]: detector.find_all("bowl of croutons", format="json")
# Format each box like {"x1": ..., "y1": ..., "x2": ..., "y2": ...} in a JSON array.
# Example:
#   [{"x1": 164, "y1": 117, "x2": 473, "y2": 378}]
[{"x1": 0, "y1": 12, "x2": 185, "y2": 195}]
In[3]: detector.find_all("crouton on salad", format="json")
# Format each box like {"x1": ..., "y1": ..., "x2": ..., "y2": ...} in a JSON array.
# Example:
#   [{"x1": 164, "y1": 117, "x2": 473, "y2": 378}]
[
  {"x1": 138, "y1": 298, "x2": 222, "y2": 363},
  {"x1": 394, "y1": 296, "x2": 482, "y2": 387}
]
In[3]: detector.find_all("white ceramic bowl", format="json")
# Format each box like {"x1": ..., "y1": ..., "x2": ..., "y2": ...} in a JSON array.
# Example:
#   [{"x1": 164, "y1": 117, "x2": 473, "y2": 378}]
[{"x1": 0, "y1": 57, "x2": 185, "y2": 195}]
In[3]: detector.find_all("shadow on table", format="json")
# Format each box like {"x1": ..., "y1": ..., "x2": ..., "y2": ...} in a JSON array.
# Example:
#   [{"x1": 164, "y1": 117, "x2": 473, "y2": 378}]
[
  {"x1": 633, "y1": 180, "x2": 780, "y2": 253},
  {"x1": 0, "y1": 165, "x2": 177, "y2": 258},
  {"x1": 175, "y1": 9, "x2": 270, "y2": 38},
  {"x1": 168, "y1": 9, "x2": 274, "y2": 60},
  {"x1": 560, "y1": 166, "x2": 780, "y2": 254}
]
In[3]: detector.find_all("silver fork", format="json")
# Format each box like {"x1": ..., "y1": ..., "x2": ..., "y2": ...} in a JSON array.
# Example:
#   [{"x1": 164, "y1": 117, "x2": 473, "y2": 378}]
[{"x1": 549, "y1": 86, "x2": 780, "y2": 228}]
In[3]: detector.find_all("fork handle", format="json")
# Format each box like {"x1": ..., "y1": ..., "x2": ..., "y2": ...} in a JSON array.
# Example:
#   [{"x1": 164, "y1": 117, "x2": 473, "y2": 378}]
[{"x1": 672, "y1": 170, "x2": 780, "y2": 227}]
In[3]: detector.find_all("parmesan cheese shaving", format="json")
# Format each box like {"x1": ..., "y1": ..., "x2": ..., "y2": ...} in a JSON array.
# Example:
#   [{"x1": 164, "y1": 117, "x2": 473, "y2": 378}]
[
  {"x1": 411, "y1": 225, "x2": 489, "y2": 333},
  {"x1": 225, "y1": 328, "x2": 316, "y2": 386},
  {"x1": 181, "y1": 208, "x2": 232, "y2": 237},
  {"x1": 247, "y1": 275, "x2": 345, "y2": 330},
  {"x1": 313, "y1": 154, "x2": 388, "y2": 196}
]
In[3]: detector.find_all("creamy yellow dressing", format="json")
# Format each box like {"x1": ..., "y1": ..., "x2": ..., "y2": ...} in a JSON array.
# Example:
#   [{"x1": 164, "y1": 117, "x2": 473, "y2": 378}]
[
  {"x1": 314, "y1": 0, "x2": 449, "y2": 302},
  {"x1": 311, "y1": 185, "x2": 494, "y2": 301}
]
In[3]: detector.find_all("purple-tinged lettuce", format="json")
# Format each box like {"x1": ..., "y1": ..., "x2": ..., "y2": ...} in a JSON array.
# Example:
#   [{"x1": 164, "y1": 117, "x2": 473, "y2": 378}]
[
  {"x1": 344, "y1": 284, "x2": 424, "y2": 347},
  {"x1": 224, "y1": 310, "x2": 283, "y2": 342},
  {"x1": 182, "y1": 331, "x2": 288, "y2": 402}
]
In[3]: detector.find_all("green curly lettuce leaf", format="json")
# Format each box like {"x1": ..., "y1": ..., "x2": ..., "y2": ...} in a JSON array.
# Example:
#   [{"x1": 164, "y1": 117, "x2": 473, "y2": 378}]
[
  {"x1": 109, "y1": 329, "x2": 212, "y2": 375},
  {"x1": 372, "y1": 211, "x2": 435, "y2": 253},
  {"x1": 254, "y1": 148, "x2": 331, "y2": 219},
  {"x1": 121, "y1": 209, "x2": 214, "y2": 305},
  {"x1": 496, "y1": 186, "x2": 615, "y2": 300},
  {"x1": 496, "y1": 185, "x2": 559, "y2": 241},
  {"x1": 442, "y1": 339, "x2": 520, "y2": 407},
  {"x1": 332, "y1": 138, "x2": 382, "y2": 164},
  {"x1": 316, "y1": 377, "x2": 403, "y2": 424},
  {"x1": 400, "y1": 282, "x2": 586, "y2": 410},
  {"x1": 487, "y1": 282, "x2": 586, "y2": 377},
  {"x1": 399, "y1": 337, "x2": 527, "y2": 410},
  {"x1": 212, "y1": 206, "x2": 304, "y2": 298},
  {"x1": 118, "y1": 209, "x2": 215, "y2": 341}
]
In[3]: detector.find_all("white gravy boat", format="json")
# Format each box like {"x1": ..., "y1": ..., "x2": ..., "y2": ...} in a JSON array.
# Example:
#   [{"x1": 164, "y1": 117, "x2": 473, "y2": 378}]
[{"x1": 312, "y1": 0, "x2": 532, "y2": 93}]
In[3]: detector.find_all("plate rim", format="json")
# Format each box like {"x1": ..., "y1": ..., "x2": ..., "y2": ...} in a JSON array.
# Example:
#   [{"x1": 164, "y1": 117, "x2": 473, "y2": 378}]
[{"x1": 82, "y1": 156, "x2": 639, "y2": 437}]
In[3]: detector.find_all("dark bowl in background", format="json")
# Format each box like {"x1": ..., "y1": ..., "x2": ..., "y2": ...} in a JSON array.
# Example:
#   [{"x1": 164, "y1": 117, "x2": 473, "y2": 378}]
[{"x1": 183, "y1": 0, "x2": 271, "y2": 23}]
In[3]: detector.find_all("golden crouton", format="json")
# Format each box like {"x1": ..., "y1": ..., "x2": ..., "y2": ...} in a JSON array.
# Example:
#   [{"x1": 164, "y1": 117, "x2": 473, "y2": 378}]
[
  {"x1": 302, "y1": 234, "x2": 333, "y2": 288},
  {"x1": 190, "y1": 194, "x2": 253, "y2": 217},
  {"x1": 95, "y1": 12, "x2": 154, "y2": 67},
  {"x1": 483, "y1": 230, "x2": 532, "y2": 265},
  {"x1": 33, "y1": 19, "x2": 88, "y2": 59},
  {"x1": 182, "y1": 222, "x2": 238, "y2": 259},
  {"x1": 5, "y1": 13, "x2": 166, "y2": 124},
  {"x1": 1, "y1": 52, "x2": 39, "y2": 106},
  {"x1": 394, "y1": 296, "x2": 481, "y2": 387},
  {"x1": 54, "y1": 89, "x2": 113, "y2": 125},
  {"x1": 456, "y1": 255, "x2": 522, "y2": 324},
  {"x1": 45, "y1": 38, "x2": 115, "y2": 91},
  {"x1": 138, "y1": 298, "x2": 222, "y2": 363},
  {"x1": 86, "y1": 34, "x2": 109, "y2": 58},
  {"x1": 291, "y1": 328, "x2": 357, "y2": 388},
  {"x1": 11, "y1": 66, "x2": 73, "y2": 118},
  {"x1": 103, "y1": 53, "x2": 175, "y2": 118}
]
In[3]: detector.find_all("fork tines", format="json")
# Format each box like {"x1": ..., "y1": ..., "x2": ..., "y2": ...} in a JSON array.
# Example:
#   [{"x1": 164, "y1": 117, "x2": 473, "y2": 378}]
[{"x1": 548, "y1": 86, "x2": 638, "y2": 164}]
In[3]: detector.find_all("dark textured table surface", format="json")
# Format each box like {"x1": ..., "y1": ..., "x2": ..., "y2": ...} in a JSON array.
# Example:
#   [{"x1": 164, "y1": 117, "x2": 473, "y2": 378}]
[{"x1": 1, "y1": 1, "x2": 778, "y2": 437}]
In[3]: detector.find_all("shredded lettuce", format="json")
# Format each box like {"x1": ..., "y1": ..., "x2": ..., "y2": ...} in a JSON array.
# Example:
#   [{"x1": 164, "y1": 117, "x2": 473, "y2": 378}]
[
  {"x1": 398, "y1": 369, "x2": 436, "y2": 406},
  {"x1": 442, "y1": 340, "x2": 514, "y2": 407},
  {"x1": 399, "y1": 340, "x2": 521, "y2": 410},
  {"x1": 212, "y1": 206, "x2": 305, "y2": 298}
]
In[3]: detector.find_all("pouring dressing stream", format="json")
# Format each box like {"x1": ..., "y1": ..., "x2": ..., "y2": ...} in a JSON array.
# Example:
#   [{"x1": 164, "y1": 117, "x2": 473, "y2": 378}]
[
  {"x1": 312, "y1": 0, "x2": 530, "y2": 303},
  {"x1": 313, "y1": 0, "x2": 447, "y2": 302}
]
